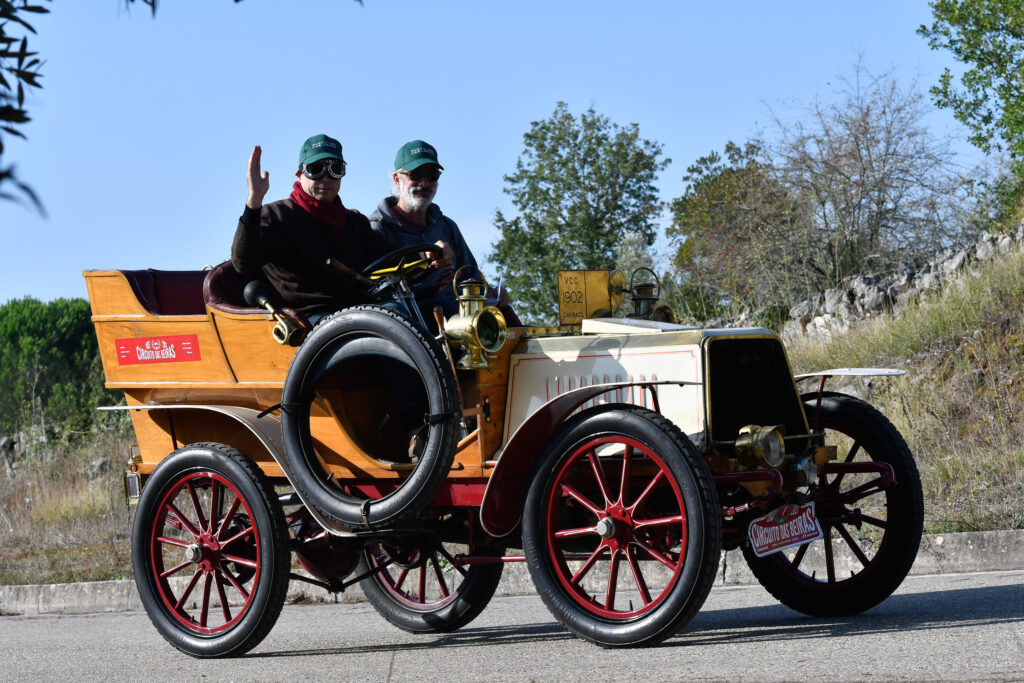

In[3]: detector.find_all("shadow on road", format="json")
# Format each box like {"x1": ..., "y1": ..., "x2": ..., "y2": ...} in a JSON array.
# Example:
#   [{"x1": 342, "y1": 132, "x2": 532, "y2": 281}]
[
  {"x1": 248, "y1": 581, "x2": 1022, "y2": 659},
  {"x1": 248, "y1": 621, "x2": 574, "y2": 659},
  {"x1": 665, "y1": 583, "x2": 1024, "y2": 649}
]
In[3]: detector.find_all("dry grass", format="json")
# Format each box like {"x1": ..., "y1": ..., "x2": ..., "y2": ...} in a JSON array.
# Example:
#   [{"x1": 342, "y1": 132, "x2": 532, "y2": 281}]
[
  {"x1": 787, "y1": 248, "x2": 1024, "y2": 532},
  {"x1": 0, "y1": 431, "x2": 134, "y2": 585}
]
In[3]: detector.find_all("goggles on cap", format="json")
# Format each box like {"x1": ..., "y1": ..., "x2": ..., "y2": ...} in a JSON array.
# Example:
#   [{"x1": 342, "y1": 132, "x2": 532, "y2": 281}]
[{"x1": 301, "y1": 159, "x2": 346, "y2": 180}]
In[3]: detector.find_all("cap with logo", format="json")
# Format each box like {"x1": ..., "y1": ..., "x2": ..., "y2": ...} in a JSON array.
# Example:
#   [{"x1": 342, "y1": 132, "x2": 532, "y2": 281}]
[
  {"x1": 299, "y1": 134, "x2": 344, "y2": 168},
  {"x1": 394, "y1": 139, "x2": 443, "y2": 172}
]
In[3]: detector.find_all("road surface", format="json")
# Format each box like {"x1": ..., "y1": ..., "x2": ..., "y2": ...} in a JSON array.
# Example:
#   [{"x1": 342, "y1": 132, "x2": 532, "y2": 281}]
[{"x1": 1, "y1": 570, "x2": 1021, "y2": 681}]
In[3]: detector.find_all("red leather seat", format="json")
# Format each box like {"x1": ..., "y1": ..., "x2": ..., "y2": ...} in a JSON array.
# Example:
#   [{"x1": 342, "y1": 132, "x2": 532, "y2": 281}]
[
  {"x1": 122, "y1": 269, "x2": 206, "y2": 316},
  {"x1": 203, "y1": 261, "x2": 261, "y2": 315},
  {"x1": 203, "y1": 261, "x2": 311, "y2": 329}
]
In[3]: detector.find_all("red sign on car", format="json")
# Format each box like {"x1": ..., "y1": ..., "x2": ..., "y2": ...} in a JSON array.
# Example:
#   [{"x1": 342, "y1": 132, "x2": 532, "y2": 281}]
[
  {"x1": 748, "y1": 502, "x2": 824, "y2": 558},
  {"x1": 115, "y1": 334, "x2": 201, "y2": 365}
]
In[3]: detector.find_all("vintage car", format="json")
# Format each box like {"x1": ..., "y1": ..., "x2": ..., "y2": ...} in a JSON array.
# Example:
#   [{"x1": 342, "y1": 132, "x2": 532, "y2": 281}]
[{"x1": 85, "y1": 248, "x2": 923, "y2": 658}]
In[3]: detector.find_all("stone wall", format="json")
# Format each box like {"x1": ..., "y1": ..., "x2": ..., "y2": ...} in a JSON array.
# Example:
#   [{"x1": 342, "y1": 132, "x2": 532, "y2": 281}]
[{"x1": 780, "y1": 222, "x2": 1024, "y2": 343}]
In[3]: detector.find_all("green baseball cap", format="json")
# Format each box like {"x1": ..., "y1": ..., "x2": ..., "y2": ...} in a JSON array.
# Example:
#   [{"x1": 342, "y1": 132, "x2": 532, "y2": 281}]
[
  {"x1": 394, "y1": 139, "x2": 443, "y2": 172},
  {"x1": 299, "y1": 134, "x2": 344, "y2": 167}
]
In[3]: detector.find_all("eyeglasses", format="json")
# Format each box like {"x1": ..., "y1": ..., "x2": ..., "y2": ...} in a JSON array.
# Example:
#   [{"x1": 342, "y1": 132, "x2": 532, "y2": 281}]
[
  {"x1": 400, "y1": 167, "x2": 442, "y2": 182},
  {"x1": 301, "y1": 159, "x2": 346, "y2": 180}
]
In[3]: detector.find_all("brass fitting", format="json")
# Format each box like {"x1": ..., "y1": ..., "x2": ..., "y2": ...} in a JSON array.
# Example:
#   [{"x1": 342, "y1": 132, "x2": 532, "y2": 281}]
[
  {"x1": 813, "y1": 445, "x2": 838, "y2": 468},
  {"x1": 444, "y1": 268, "x2": 508, "y2": 369},
  {"x1": 734, "y1": 424, "x2": 787, "y2": 468}
]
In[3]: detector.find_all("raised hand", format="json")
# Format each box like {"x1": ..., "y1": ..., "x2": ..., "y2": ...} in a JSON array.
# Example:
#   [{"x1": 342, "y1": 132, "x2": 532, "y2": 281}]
[{"x1": 246, "y1": 145, "x2": 270, "y2": 209}]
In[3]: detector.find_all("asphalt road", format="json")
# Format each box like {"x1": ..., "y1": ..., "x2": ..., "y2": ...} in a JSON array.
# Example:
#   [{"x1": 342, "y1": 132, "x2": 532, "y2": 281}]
[{"x1": 1, "y1": 570, "x2": 1021, "y2": 682}]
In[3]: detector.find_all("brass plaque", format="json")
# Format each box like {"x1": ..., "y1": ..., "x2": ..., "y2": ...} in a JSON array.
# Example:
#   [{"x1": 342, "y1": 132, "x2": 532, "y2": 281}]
[{"x1": 558, "y1": 270, "x2": 615, "y2": 324}]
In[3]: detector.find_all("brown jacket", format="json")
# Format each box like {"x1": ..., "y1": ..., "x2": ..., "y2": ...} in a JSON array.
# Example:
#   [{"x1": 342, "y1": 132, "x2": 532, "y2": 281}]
[{"x1": 231, "y1": 199, "x2": 393, "y2": 315}]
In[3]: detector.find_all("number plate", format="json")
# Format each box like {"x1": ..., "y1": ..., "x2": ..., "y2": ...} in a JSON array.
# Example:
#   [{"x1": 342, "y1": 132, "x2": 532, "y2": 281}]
[
  {"x1": 747, "y1": 502, "x2": 823, "y2": 558},
  {"x1": 557, "y1": 270, "x2": 612, "y2": 324}
]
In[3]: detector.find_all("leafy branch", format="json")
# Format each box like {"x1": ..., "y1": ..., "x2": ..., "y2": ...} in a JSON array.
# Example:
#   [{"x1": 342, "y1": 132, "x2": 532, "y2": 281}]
[{"x1": 0, "y1": 0, "x2": 48, "y2": 213}]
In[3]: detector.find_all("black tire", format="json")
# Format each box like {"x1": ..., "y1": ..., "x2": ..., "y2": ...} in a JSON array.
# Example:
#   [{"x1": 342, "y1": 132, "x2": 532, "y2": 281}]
[
  {"x1": 357, "y1": 535, "x2": 504, "y2": 633},
  {"x1": 280, "y1": 305, "x2": 460, "y2": 528},
  {"x1": 742, "y1": 392, "x2": 924, "y2": 616},
  {"x1": 522, "y1": 405, "x2": 721, "y2": 647},
  {"x1": 132, "y1": 443, "x2": 290, "y2": 658}
]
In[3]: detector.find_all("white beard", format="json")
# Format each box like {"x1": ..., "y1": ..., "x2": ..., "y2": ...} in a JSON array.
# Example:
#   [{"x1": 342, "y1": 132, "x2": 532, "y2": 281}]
[{"x1": 400, "y1": 182, "x2": 436, "y2": 213}]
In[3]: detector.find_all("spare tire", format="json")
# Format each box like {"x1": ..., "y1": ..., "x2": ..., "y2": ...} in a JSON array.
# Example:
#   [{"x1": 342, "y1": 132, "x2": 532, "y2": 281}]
[{"x1": 280, "y1": 305, "x2": 460, "y2": 528}]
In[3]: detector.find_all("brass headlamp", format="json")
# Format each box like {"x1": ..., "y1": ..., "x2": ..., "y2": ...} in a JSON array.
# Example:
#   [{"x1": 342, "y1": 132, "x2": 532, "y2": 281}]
[
  {"x1": 444, "y1": 268, "x2": 507, "y2": 369},
  {"x1": 734, "y1": 424, "x2": 787, "y2": 468}
]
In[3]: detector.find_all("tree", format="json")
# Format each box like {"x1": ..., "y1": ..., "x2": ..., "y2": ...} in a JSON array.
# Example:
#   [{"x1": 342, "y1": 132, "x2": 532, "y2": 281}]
[
  {"x1": 489, "y1": 102, "x2": 669, "y2": 323},
  {"x1": 919, "y1": 0, "x2": 1024, "y2": 159},
  {"x1": 0, "y1": 297, "x2": 116, "y2": 436},
  {"x1": 613, "y1": 229, "x2": 658, "y2": 286},
  {"x1": 0, "y1": 0, "x2": 48, "y2": 212},
  {"x1": 770, "y1": 62, "x2": 977, "y2": 286},
  {"x1": 919, "y1": 0, "x2": 1024, "y2": 227},
  {"x1": 668, "y1": 64, "x2": 980, "y2": 322},
  {"x1": 667, "y1": 141, "x2": 814, "y2": 318}
]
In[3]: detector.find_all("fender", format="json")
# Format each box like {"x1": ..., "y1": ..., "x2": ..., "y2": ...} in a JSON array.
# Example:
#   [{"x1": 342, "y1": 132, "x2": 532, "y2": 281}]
[
  {"x1": 793, "y1": 367, "x2": 905, "y2": 432},
  {"x1": 794, "y1": 367, "x2": 905, "y2": 383},
  {"x1": 478, "y1": 379, "x2": 699, "y2": 537},
  {"x1": 100, "y1": 404, "x2": 353, "y2": 537}
]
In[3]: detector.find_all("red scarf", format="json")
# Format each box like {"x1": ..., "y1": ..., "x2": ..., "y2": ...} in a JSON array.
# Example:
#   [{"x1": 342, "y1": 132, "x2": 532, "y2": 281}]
[{"x1": 290, "y1": 181, "x2": 347, "y2": 254}]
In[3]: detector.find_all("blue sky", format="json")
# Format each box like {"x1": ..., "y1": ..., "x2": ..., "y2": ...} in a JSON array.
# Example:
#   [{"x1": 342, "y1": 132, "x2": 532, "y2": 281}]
[{"x1": 0, "y1": 0, "x2": 980, "y2": 304}]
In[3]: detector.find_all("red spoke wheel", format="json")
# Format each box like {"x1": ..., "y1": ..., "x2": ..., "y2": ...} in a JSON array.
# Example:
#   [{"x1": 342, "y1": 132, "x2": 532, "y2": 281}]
[
  {"x1": 132, "y1": 443, "x2": 289, "y2": 657},
  {"x1": 742, "y1": 393, "x2": 924, "y2": 616},
  {"x1": 523, "y1": 406, "x2": 720, "y2": 647},
  {"x1": 357, "y1": 533, "x2": 504, "y2": 633}
]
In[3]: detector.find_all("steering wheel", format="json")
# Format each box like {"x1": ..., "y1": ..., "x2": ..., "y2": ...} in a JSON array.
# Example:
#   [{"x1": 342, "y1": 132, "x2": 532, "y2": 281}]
[{"x1": 361, "y1": 243, "x2": 442, "y2": 287}]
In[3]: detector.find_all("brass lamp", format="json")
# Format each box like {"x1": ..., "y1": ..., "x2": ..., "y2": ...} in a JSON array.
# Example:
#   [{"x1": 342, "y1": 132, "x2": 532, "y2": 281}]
[
  {"x1": 629, "y1": 267, "x2": 678, "y2": 323},
  {"x1": 734, "y1": 424, "x2": 787, "y2": 468},
  {"x1": 444, "y1": 268, "x2": 508, "y2": 369}
]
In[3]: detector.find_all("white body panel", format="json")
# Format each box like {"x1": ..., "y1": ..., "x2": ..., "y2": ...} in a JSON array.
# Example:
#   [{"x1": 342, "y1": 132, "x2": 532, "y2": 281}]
[{"x1": 503, "y1": 329, "x2": 706, "y2": 444}]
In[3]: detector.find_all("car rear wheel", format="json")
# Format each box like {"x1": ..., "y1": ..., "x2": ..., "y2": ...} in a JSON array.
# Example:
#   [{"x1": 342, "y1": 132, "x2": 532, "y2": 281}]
[
  {"x1": 357, "y1": 532, "x2": 504, "y2": 633},
  {"x1": 132, "y1": 443, "x2": 290, "y2": 658}
]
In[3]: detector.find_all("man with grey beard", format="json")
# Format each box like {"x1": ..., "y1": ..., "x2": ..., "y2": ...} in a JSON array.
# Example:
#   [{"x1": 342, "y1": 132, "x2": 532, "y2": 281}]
[{"x1": 369, "y1": 140, "x2": 518, "y2": 324}]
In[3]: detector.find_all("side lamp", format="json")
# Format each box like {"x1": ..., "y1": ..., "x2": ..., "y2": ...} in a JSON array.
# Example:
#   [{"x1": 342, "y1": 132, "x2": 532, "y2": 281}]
[{"x1": 444, "y1": 267, "x2": 507, "y2": 369}]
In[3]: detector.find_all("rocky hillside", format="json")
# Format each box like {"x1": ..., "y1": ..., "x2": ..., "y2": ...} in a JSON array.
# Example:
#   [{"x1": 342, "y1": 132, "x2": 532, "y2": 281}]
[
  {"x1": 782, "y1": 223, "x2": 1024, "y2": 342},
  {"x1": 782, "y1": 229, "x2": 1024, "y2": 532}
]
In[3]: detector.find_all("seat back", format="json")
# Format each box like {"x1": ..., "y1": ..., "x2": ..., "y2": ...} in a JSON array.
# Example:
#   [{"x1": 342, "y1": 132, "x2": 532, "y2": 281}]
[
  {"x1": 203, "y1": 261, "x2": 265, "y2": 314},
  {"x1": 121, "y1": 269, "x2": 207, "y2": 316}
]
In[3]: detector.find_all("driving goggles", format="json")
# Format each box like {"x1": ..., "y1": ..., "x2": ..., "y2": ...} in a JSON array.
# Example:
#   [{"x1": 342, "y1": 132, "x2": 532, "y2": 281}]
[{"x1": 301, "y1": 159, "x2": 347, "y2": 180}]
